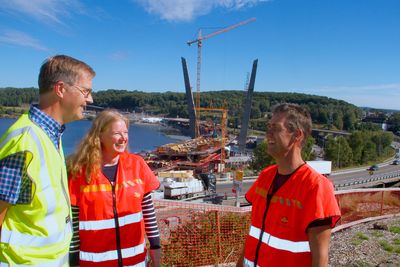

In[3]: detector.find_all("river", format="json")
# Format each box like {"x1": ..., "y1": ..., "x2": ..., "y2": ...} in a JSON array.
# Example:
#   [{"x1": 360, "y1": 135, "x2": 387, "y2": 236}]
[{"x1": 0, "y1": 118, "x2": 186, "y2": 155}]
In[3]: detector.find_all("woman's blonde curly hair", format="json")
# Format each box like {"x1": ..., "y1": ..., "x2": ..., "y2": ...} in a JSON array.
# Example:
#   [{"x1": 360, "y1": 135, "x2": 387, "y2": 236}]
[{"x1": 67, "y1": 109, "x2": 129, "y2": 183}]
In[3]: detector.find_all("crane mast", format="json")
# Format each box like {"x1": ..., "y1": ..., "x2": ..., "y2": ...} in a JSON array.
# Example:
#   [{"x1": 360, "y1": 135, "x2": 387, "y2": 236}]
[{"x1": 187, "y1": 17, "x2": 256, "y2": 137}]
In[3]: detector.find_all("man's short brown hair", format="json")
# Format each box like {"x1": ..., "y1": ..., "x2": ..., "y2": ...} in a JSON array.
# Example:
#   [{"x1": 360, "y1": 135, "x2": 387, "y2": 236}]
[
  {"x1": 38, "y1": 55, "x2": 95, "y2": 94},
  {"x1": 271, "y1": 103, "x2": 312, "y2": 146}
]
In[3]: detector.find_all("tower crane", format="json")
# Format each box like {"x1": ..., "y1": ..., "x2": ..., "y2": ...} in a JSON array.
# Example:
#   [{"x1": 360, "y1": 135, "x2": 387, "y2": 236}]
[{"x1": 187, "y1": 17, "x2": 256, "y2": 137}]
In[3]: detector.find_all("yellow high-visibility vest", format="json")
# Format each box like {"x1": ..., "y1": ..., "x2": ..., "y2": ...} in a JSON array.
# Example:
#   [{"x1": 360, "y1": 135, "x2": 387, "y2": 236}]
[{"x1": 0, "y1": 113, "x2": 72, "y2": 267}]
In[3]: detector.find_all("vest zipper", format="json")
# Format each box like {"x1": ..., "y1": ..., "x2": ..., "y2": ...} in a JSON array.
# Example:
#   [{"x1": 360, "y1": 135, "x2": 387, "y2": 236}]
[
  {"x1": 61, "y1": 171, "x2": 72, "y2": 228},
  {"x1": 253, "y1": 193, "x2": 273, "y2": 266},
  {"x1": 111, "y1": 181, "x2": 123, "y2": 267},
  {"x1": 253, "y1": 164, "x2": 305, "y2": 266},
  {"x1": 58, "y1": 149, "x2": 71, "y2": 229}
]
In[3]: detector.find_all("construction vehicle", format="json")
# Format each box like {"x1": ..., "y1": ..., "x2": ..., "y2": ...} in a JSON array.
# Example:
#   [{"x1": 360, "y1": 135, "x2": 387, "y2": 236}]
[{"x1": 159, "y1": 170, "x2": 216, "y2": 200}]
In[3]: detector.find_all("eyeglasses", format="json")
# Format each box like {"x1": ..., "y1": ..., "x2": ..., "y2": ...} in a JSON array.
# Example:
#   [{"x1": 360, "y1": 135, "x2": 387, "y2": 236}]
[{"x1": 71, "y1": 84, "x2": 93, "y2": 98}]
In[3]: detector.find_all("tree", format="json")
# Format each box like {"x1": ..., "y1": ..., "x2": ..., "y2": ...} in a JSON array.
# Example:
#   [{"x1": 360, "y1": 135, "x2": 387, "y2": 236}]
[
  {"x1": 333, "y1": 112, "x2": 344, "y2": 130},
  {"x1": 349, "y1": 131, "x2": 365, "y2": 164},
  {"x1": 343, "y1": 110, "x2": 356, "y2": 130},
  {"x1": 361, "y1": 141, "x2": 377, "y2": 164},
  {"x1": 301, "y1": 136, "x2": 316, "y2": 161},
  {"x1": 250, "y1": 142, "x2": 275, "y2": 171},
  {"x1": 388, "y1": 112, "x2": 400, "y2": 133},
  {"x1": 325, "y1": 136, "x2": 353, "y2": 168}
]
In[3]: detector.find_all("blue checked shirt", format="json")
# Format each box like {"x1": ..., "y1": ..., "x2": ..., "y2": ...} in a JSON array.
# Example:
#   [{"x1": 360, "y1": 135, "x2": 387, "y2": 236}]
[{"x1": 0, "y1": 105, "x2": 65, "y2": 204}]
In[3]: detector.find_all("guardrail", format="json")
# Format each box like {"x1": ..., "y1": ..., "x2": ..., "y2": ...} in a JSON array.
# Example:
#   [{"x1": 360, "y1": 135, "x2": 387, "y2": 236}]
[{"x1": 334, "y1": 170, "x2": 400, "y2": 190}]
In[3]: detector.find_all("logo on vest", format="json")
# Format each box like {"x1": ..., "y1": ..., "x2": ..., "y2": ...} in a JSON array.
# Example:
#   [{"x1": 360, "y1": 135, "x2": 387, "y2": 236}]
[
  {"x1": 280, "y1": 216, "x2": 289, "y2": 224},
  {"x1": 271, "y1": 195, "x2": 303, "y2": 209}
]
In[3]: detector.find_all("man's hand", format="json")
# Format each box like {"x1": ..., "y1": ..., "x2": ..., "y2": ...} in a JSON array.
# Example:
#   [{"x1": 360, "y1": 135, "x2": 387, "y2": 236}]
[
  {"x1": 0, "y1": 200, "x2": 10, "y2": 225},
  {"x1": 0, "y1": 200, "x2": 10, "y2": 240}
]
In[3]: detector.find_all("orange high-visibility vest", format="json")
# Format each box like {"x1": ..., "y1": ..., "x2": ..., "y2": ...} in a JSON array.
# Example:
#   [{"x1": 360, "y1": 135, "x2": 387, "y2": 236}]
[
  {"x1": 68, "y1": 152, "x2": 160, "y2": 267},
  {"x1": 244, "y1": 164, "x2": 340, "y2": 267}
]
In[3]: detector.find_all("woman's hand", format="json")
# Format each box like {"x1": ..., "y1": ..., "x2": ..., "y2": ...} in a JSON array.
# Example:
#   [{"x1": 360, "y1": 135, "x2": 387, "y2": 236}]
[{"x1": 149, "y1": 248, "x2": 161, "y2": 267}]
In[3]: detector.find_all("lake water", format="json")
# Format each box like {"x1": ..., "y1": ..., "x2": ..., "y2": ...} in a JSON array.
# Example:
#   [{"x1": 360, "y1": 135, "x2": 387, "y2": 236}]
[{"x1": 0, "y1": 118, "x2": 185, "y2": 155}]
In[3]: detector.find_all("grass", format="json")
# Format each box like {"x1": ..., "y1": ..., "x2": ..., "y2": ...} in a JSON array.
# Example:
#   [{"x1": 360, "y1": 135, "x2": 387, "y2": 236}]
[
  {"x1": 371, "y1": 231, "x2": 384, "y2": 238},
  {"x1": 356, "y1": 233, "x2": 369, "y2": 240},
  {"x1": 389, "y1": 225, "x2": 400, "y2": 234},
  {"x1": 380, "y1": 240, "x2": 394, "y2": 252},
  {"x1": 351, "y1": 238, "x2": 363, "y2": 246},
  {"x1": 352, "y1": 232, "x2": 369, "y2": 246}
]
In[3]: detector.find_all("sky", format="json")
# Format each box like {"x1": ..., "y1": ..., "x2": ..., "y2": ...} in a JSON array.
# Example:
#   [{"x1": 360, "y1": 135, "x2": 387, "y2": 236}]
[{"x1": 0, "y1": 0, "x2": 399, "y2": 110}]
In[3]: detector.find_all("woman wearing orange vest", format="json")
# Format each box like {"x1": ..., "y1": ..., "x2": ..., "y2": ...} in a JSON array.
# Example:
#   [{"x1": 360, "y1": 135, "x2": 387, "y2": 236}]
[
  {"x1": 67, "y1": 109, "x2": 161, "y2": 267},
  {"x1": 237, "y1": 103, "x2": 341, "y2": 267}
]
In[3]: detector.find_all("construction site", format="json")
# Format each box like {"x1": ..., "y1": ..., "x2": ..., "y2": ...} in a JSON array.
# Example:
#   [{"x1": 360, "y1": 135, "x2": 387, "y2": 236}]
[{"x1": 142, "y1": 18, "x2": 400, "y2": 266}]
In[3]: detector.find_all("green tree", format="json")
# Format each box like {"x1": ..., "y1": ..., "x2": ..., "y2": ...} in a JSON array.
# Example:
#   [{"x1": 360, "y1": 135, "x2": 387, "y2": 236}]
[
  {"x1": 361, "y1": 141, "x2": 377, "y2": 163},
  {"x1": 250, "y1": 142, "x2": 275, "y2": 171},
  {"x1": 333, "y1": 112, "x2": 344, "y2": 130},
  {"x1": 343, "y1": 110, "x2": 356, "y2": 130},
  {"x1": 325, "y1": 136, "x2": 353, "y2": 168},
  {"x1": 301, "y1": 136, "x2": 316, "y2": 161},
  {"x1": 388, "y1": 112, "x2": 400, "y2": 133},
  {"x1": 349, "y1": 131, "x2": 365, "y2": 164}
]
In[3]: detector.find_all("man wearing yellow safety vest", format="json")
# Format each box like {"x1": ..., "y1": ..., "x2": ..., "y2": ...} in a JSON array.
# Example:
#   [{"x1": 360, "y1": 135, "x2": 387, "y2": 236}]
[
  {"x1": 237, "y1": 103, "x2": 341, "y2": 267},
  {"x1": 0, "y1": 55, "x2": 95, "y2": 266}
]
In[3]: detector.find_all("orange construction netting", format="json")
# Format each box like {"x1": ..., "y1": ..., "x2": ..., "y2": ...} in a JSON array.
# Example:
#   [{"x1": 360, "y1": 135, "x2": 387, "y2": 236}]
[{"x1": 153, "y1": 188, "x2": 400, "y2": 266}]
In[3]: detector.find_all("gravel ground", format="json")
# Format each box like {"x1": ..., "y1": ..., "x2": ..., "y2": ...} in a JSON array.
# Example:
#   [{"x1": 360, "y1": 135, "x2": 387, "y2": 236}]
[{"x1": 329, "y1": 217, "x2": 400, "y2": 267}]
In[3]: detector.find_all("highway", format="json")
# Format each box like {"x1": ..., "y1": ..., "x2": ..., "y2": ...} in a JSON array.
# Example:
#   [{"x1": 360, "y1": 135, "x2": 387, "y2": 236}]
[
  {"x1": 216, "y1": 161, "x2": 400, "y2": 196},
  {"x1": 330, "y1": 163, "x2": 400, "y2": 186}
]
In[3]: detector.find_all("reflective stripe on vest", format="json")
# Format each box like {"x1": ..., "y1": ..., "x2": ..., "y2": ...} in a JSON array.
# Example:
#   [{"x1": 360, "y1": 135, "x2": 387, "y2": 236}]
[
  {"x1": 125, "y1": 262, "x2": 146, "y2": 267},
  {"x1": 249, "y1": 225, "x2": 310, "y2": 253},
  {"x1": 0, "y1": 253, "x2": 68, "y2": 267},
  {"x1": 80, "y1": 241, "x2": 145, "y2": 263},
  {"x1": 80, "y1": 211, "x2": 143, "y2": 231},
  {"x1": 0, "y1": 126, "x2": 71, "y2": 246},
  {"x1": 244, "y1": 258, "x2": 259, "y2": 267},
  {"x1": 0, "y1": 115, "x2": 71, "y2": 266}
]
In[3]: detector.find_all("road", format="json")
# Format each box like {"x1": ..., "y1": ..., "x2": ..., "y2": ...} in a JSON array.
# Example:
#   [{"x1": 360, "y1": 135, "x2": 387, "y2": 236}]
[
  {"x1": 330, "y1": 163, "x2": 400, "y2": 186},
  {"x1": 216, "y1": 162, "x2": 400, "y2": 196}
]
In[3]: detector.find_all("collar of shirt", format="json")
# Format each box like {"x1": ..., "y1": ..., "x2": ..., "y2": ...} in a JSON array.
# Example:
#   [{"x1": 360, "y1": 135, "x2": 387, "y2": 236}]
[{"x1": 29, "y1": 105, "x2": 66, "y2": 149}]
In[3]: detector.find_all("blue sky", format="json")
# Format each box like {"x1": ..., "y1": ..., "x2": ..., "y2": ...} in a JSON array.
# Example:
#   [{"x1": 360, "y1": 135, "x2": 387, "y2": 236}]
[{"x1": 0, "y1": 0, "x2": 399, "y2": 110}]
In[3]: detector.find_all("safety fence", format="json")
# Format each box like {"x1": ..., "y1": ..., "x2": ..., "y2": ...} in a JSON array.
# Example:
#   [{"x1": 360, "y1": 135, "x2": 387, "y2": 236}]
[
  {"x1": 154, "y1": 200, "x2": 251, "y2": 266},
  {"x1": 333, "y1": 188, "x2": 400, "y2": 231},
  {"x1": 154, "y1": 188, "x2": 400, "y2": 266}
]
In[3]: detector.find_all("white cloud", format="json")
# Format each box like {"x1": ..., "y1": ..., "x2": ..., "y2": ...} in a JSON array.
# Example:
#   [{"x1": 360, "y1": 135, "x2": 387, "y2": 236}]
[
  {"x1": 0, "y1": 0, "x2": 84, "y2": 25},
  {"x1": 134, "y1": 0, "x2": 266, "y2": 22},
  {"x1": 108, "y1": 51, "x2": 130, "y2": 61},
  {"x1": 0, "y1": 30, "x2": 48, "y2": 51}
]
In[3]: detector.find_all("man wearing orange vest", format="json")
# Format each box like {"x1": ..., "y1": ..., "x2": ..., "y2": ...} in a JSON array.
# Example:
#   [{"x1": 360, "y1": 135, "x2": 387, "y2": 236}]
[{"x1": 237, "y1": 103, "x2": 341, "y2": 267}]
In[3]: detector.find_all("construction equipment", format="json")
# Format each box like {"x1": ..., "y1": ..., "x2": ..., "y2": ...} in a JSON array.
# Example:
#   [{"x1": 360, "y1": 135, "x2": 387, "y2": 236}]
[
  {"x1": 195, "y1": 107, "x2": 228, "y2": 165},
  {"x1": 187, "y1": 17, "x2": 256, "y2": 137}
]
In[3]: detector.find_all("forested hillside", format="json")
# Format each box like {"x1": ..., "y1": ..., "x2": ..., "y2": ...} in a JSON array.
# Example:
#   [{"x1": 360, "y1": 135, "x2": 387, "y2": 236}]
[{"x1": 0, "y1": 87, "x2": 362, "y2": 131}]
